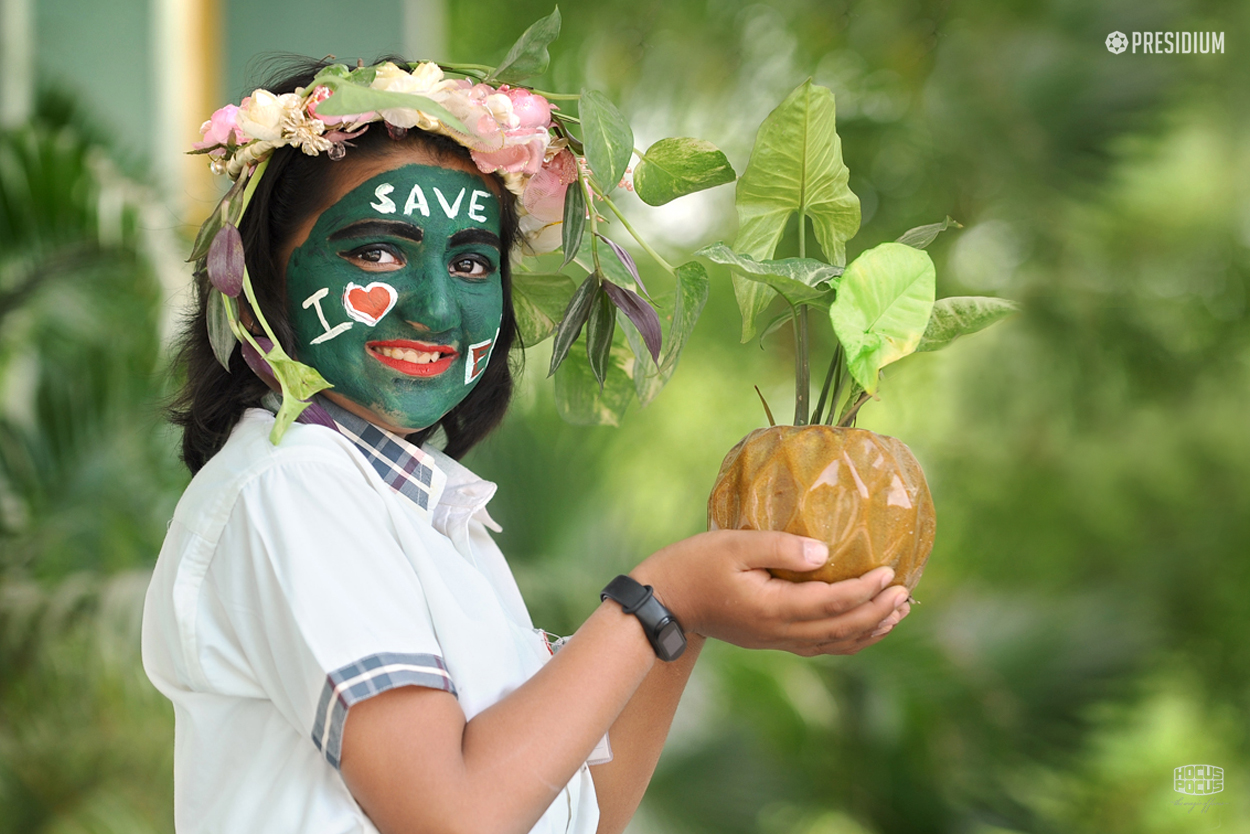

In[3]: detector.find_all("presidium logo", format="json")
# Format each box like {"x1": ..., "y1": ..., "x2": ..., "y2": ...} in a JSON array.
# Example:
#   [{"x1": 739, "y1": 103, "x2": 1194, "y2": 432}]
[
  {"x1": 1175, "y1": 764, "x2": 1224, "y2": 795},
  {"x1": 1106, "y1": 30, "x2": 1225, "y2": 54}
]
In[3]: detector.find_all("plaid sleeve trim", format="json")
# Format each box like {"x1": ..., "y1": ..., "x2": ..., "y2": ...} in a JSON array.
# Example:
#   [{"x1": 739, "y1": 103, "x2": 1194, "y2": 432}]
[{"x1": 311, "y1": 652, "x2": 456, "y2": 769}]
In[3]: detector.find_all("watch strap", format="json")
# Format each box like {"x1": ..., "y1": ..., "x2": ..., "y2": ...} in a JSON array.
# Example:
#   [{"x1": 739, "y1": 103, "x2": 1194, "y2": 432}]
[{"x1": 601, "y1": 575, "x2": 687, "y2": 662}]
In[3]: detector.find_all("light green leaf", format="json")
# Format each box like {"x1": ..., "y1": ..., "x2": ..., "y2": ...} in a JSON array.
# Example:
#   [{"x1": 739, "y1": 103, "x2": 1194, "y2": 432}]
[
  {"x1": 732, "y1": 79, "x2": 861, "y2": 340},
  {"x1": 633, "y1": 138, "x2": 736, "y2": 206},
  {"x1": 207, "y1": 290, "x2": 238, "y2": 371},
  {"x1": 579, "y1": 90, "x2": 634, "y2": 195},
  {"x1": 314, "y1": 84, "x2": 467, "y2": 134},
  {"x1": 897, "y1": 215, "x2": 962, "y2": 249},
  {"x1": 916, "y1": 296, "x2": 1019, "y2": 353},
  {"x1": 696, "y1": 242, "x2": 841, "y2": 308},
  {"x1": 555, "y1": 340, "x2": 635, "y2": 426},
  {"x1": 829, "y1": 242, "x2": 935, "y2": 395},
  {"x1": 489, "y1": 7, "x2": 562, "y2": 84},
  {"x1": 625, "y1": 260, "x2": 710, "y2": 406},
  {"x1": 512, "y1": 271, "x2": 578, "y2": 346}
]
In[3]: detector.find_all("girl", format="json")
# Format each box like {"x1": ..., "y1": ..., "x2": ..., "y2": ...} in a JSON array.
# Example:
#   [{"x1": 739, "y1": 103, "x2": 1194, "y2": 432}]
[{"x1": 142, "y1": 58, "x2": 911, "y2": 834}]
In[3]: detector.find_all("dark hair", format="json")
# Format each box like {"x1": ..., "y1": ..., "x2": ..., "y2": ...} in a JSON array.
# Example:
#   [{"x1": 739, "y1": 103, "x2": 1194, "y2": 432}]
[{"x1": 169, "y1": 58, "x2": 522, "y2": 473}]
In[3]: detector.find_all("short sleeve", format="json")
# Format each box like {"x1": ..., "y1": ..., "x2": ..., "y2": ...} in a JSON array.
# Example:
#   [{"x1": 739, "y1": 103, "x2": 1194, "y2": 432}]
[{"x1": 206, "y1": 457, "x2": 454, "y2": 769}]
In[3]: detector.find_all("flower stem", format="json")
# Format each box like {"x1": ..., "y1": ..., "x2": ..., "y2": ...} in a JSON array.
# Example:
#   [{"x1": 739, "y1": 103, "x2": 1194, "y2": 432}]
[
  {"x1": 529, "y1": 90, "x2": 583, "y2": 100},
  {"x1": 600, "y1": 196, "x2": 676, "y2": 275}
]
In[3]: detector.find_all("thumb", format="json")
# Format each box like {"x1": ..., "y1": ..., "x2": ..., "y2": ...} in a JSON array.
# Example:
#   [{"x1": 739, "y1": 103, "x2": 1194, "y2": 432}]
[{"x1": 719, "y1": 530, "x2": 829, "y2": 572}]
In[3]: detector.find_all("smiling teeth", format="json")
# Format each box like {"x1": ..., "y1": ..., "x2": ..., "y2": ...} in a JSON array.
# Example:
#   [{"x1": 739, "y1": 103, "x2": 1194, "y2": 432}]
[{"x1": 377, "y1": 346, "x2": 443, "y2": 364}]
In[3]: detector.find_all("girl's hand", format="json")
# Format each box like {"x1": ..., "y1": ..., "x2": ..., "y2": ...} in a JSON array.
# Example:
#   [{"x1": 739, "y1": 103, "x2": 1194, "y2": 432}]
[{"x1": 631, "y1": 530, "x2": 911, "y2": 656}]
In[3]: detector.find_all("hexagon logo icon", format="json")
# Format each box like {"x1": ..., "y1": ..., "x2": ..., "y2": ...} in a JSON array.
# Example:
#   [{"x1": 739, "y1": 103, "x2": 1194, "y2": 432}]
[{"x1": 1106, "y1": 31, "x2": 1129, "y2": 54}]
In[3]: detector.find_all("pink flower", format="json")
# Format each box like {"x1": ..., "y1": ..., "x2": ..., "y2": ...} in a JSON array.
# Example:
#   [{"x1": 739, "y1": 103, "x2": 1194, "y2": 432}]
[
  {"x1": 472, "y1": 131, "x2": 547, "y2": 176},
  {"x1": 505, "y1": 88, "x2": 552, "y2": 129},
  {"x1": 520, "y1": 149, "x2": 577, "y2": 222},
  {"x1": 194, "y1": 104, "x2": 245, "y2": 149}
]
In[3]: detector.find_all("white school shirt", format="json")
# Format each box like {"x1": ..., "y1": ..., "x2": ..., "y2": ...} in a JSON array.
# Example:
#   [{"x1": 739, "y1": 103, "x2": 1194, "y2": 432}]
[{"x1": 142, "y1": 409, "x2": 599, "y2": 833}]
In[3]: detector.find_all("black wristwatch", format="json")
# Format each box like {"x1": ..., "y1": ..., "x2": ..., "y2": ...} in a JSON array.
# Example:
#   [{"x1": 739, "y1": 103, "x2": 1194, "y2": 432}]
[{"x1": 601, "y1": 575, "x2": 687, "y2": 662}]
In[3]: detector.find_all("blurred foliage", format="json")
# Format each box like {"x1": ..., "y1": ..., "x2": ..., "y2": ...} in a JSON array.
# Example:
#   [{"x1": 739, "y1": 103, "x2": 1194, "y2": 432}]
[
  {"x1": 0, "y1": 97, "x2": 183, "y2": 831},
  {"x1": 4, "y1": 0, "x2": 1250, "y2": 832}
]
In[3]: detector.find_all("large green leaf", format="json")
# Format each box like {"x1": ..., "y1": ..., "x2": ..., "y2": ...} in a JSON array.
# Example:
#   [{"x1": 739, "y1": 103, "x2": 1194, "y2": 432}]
[
  {"x1": 626, "y1": 260, "x2": 710, "y2": 406},
  {"x1": 696, "y1": 242, "x2": 841, "y2": 308},
  {"x1": 633, "y1": 138, "x2": 736, "y2": 206},
  {"x1": 314, "y1": 84, "x2": 467, "y2": 134},
  {"x1": 732, "y1": 79, "x2": 861, "y2": 340},
  {"x1": 829, "y1": 242, "x2": 935, "y2": 395},
  {"x1": 579, "y1": 90, "x2": 634, "y2": 195},
  {"x1": 489, "y1": 7, "x2": 561, "y2": 84},
  {"x1": 554, "y1": 338, "x2": 635, "y2": 426},
  {"x1": 512, "y1": 271, "x2": 578, "y2": 346},
  {"x1": 916, "y1": 296, "x2": 1019, "y2": 352}
]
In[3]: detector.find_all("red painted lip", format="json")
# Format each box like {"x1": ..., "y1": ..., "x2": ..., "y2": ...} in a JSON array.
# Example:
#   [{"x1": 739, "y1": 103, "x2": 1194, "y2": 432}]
[{"x1": 367, "y1": 340, "x2": 459, "y2": 377}]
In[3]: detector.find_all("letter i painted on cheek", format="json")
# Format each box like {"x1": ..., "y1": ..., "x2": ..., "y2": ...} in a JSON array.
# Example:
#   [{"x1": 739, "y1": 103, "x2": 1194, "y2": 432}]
[
  {"x1": 464, "y1": 328, "x2": 499, "y2": 385},
  {"x1": 303, "y1": 288, "x2": 354, "y2": 344}
]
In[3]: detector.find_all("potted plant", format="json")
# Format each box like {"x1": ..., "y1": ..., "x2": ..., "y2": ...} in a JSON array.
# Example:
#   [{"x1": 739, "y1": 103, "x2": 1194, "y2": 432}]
[{"x1": 697, "y1": 80, "x2": 1017, "y2": 593}]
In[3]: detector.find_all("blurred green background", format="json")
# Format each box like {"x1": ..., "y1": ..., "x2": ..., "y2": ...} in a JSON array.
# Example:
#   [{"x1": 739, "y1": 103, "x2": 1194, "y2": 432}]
[{"x1": 1, "y1": 0, "x2": 1247, "y2": 831}]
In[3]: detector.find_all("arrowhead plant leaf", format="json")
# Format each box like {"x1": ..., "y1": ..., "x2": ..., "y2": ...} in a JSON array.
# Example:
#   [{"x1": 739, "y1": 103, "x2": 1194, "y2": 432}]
[
  {"x1": 579, "y1": 90, "x2": 634, "y2": 195},
  {"x1": 916, "y1": 296, "x2": 1019, "y2": 352},
  {"x1": 732, "y1": 79, "x2": 860, "y2": 340},
  {"x1": 633, "y1": 138, "x2": 736, "y2": 206},
  {"x1": 489, "y1": 6, "x2": 562, "y2": 84},
  {"x1": 555, "y1": 337, "x2": 635, "y2": 426},
  {"x1": 830, "y1": 242, "x2": 935, "y2": 395},
  {"x1": 696, "y1": 242, "x2": 842, "y2": 307}
]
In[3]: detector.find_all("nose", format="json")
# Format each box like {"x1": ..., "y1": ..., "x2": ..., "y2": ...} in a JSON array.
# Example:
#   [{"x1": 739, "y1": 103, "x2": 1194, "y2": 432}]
[{"x1": 396, "y1": 266, "x2": 459, "y2": 335}]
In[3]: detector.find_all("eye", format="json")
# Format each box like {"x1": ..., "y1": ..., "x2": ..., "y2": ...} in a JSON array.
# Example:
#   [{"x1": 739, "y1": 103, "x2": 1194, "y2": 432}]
[
  {"x1": 450, "y1": 254, "x2": 494, "y2": 280},
  {"x1": 340, "y1": 244, "x2": 404, "y2": 271}
]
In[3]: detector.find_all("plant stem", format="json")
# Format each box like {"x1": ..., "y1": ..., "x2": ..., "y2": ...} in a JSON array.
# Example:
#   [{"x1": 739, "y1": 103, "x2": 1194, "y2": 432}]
[
  {"x1": 529, "y1": 90, "x2": 583, "y2": 100},
  {"x1": 600, "y1": 196, "x2": 676, "y2": 275},
  {"x1": 812, "y1": 346, "x2": 840, "y2": 425},
  {"x1": 826, "y1": 353, "x2": 848, "y2": 426},
  {"x1": 794, "y1": 214, "x2": 810, "y2": 425},
  {"x1": 838, "y1": 391, "x2": 871, "y2": 427}
]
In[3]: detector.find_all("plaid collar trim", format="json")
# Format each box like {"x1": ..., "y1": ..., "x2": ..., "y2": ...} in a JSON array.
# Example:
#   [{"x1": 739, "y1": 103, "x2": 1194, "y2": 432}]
[{"x1": 316, "y1": 398, "x2": 448, "y2": 523}]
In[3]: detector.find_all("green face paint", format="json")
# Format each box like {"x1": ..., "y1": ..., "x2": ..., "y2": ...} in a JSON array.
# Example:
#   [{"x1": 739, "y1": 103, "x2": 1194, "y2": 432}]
[{"x1": 285, "y1": 163, "x2": 504, "y2": 431}]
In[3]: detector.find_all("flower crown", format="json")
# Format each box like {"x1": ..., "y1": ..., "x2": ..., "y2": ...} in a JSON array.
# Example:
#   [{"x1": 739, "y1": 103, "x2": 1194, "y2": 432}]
[
  {"x1": 189, "y1": 8, "x2": 738, "y2": 445},
  {"x1": 192, "y1": 60, "x2": 575, "y2": 255}
]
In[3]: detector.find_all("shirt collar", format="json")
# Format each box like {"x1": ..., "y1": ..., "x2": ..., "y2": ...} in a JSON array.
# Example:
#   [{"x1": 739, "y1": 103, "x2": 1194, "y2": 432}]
[{"x1": 313, "y1": 397, "x2": 501, "y2": 533}]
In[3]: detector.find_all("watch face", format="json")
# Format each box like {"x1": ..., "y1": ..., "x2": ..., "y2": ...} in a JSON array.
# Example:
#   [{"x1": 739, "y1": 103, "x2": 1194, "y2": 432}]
[{"x1": 656, "y1": 621, "x2": 687, "y2": 660}]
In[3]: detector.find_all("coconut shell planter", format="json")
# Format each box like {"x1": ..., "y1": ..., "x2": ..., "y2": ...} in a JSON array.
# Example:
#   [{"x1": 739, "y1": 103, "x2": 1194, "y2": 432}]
[{"x1": 693, "y1": 80, "x2": 1017, "y2": 596}]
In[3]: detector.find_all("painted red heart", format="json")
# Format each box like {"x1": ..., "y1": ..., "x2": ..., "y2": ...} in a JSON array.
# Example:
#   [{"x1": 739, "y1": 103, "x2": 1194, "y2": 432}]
[{"x1": 343, "y1": 282, "x2": 397, "y2": 325}]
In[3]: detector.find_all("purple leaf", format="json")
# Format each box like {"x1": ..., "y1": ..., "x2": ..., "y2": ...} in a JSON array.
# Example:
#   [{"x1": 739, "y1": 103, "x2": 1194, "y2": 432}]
[
  {"x1": 295, "y1": 400, "x2": 339, "y2": 430},
  {"x1": 207, "y1": 224, "x2": 245, "y2": 297},
  {"x1": 241, "y1": 337, "x2": 278, "y2": 388},
  {"x1": 597, "y1": 234, "x2": 651, "y2": 300},
  {"x1": 602, "y1": 280, "x2": 661, "y2": 363}
]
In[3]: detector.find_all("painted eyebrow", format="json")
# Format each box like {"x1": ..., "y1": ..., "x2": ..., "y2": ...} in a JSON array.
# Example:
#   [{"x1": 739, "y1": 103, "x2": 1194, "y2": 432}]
[
  {"x1": 449, "y1": 228, "x2": 502, "y2": 249},
  {"x1": 328, "y1": 220, "x2": 422, "y2": 244}
]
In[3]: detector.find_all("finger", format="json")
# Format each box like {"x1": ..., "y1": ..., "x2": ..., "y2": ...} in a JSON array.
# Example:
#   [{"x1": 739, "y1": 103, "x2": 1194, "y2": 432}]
[
  {"x1": 769, "y1": 566, "x2": 897, "y2": 623},
  {"x1": 786, "y1": 584, "x2": 910, "y2": 644},
  {"x1": 712, "y1": 529, "x2": 831, "y2": 573}
]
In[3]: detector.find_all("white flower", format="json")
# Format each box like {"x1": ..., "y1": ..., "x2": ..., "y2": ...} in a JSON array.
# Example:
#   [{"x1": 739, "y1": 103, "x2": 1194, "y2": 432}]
[
  {"x1": 237, "y1": 90, "x2": 302, "y2": 143},
  {"x1": 371, "y1": 61, "x2": 445, "y2": 129},
  {"x1": 518, "y1": 211, "x2": 563, "y2": 255}
]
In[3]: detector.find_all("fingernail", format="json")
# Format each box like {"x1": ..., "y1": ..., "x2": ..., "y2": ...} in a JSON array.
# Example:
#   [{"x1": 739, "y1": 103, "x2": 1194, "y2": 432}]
[
  {"x1": 877, "y1": 567, "x2": 895, "y2": 589},
  {"x1": 871, "y1": 624, "x2": 894, "y2": 637},
  {"x1": 803, "y1": 539, "x2": 829, "y2": 566},
  {"x1": 891, "y1": 587, "x2": 910, "y2": 608}
]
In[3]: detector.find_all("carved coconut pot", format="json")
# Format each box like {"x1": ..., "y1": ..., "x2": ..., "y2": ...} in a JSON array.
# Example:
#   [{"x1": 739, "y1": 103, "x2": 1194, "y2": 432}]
[{"x1": 707, "y1": 426, "x2": 935, "y2": 591}]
